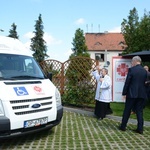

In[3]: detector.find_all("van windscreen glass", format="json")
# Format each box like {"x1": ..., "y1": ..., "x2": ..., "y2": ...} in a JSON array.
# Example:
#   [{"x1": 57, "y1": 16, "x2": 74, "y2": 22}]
[{"x1": 0, "y1": 54, "x2": 45, "y2": 80}]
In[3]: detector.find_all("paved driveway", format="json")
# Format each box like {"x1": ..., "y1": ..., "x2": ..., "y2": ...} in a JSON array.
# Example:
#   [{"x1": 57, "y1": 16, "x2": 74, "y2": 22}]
[{"x1": 0, "y1": 107, "x2": 150, "y2": 150}]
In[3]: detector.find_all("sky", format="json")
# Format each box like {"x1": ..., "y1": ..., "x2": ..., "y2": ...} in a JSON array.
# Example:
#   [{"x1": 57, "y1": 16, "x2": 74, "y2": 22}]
[{"x1": 0, "y1": 0, "x2": 150, "y2": 62}]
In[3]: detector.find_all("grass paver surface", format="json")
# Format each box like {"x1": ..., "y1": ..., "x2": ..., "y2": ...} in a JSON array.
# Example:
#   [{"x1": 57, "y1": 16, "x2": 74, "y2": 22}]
[{"x1": 0, "y1": 111, "x2": 150, "y2": 150}]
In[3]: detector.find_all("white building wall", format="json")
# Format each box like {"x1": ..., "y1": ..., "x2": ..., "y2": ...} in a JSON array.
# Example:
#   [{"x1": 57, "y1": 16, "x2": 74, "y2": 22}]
[{"x1": 89, "y1": 51, "x2": 122, "y2": 79}]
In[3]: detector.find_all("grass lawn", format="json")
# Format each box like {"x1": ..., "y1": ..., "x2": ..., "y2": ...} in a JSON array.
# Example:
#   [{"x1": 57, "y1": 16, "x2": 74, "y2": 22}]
[
  {"x1": 1, "y1": 111, "x2": 150, "y2": 150},
  {"x1": 110, "y1": 100, "x2": 150, "y2": 121},
  {"x1": 64, "y1": 99, "x2": 150, "y2": 121}
]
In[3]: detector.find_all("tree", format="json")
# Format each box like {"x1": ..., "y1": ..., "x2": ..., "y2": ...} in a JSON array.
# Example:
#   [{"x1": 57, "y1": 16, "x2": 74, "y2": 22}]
[
  {"x1": 121, "y1": 7, "x2": 139, "y2": 54},
  {"x1": 62, "y1": 28, "x2": 94, "y2": 106},
  {"x1": 8, "y1": 23, "x2": 19, "y2": 39},
  {"x1": 70, "y1": 28, "x2": 90, "y2": 58},
  {"x1": 30, "y1": 14, "x2": 48, "y2": 63},
  {"x1": 121, "y1": 8, "x2": 150, "y2": 54},
  {"x1": 67, "y1": 28, "x2": 91, "y2": 83},
  {"x1": 137, "y1": 10, "x2": 150, "y2": 51}
]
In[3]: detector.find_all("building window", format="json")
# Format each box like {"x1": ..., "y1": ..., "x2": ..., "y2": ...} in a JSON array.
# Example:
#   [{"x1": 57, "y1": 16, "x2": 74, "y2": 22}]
[{"x1": 95, "y1": 53, "x2": 104, "y2": 62}]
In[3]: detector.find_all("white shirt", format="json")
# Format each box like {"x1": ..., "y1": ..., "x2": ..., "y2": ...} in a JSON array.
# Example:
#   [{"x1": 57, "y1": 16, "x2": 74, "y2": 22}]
[
  {"x1": 92, "y1": 71, "x2": 112, "y2": 103},
  {"x1": 99, "y1": 74, "x2": 112, "y2": 103}
]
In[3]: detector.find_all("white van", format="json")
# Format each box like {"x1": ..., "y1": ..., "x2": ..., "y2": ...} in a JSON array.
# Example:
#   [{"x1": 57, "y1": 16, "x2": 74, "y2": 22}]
[{"x1": 0, "y1": 36, "x2": 63, "y2": 139}]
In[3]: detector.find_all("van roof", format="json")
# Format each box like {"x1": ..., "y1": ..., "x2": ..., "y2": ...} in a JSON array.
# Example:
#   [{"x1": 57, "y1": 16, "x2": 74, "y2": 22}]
[{"x1": 0, "y1": 36, "x2": 32, "y2": 56}]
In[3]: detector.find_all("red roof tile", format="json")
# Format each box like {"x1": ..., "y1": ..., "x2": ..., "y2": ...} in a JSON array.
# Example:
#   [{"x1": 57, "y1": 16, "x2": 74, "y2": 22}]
[{"x1": 85, "y1": 32, "x2": 126, "y2": 51}]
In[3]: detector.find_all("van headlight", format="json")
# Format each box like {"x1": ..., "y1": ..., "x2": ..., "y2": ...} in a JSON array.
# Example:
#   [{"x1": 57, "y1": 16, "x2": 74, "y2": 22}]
[
  {"x1": 0, "y1": 100, "x2": 5, "y2": 116},
  {"x1": 55, "y1": 88, "x2": 62, "y2": 107}
]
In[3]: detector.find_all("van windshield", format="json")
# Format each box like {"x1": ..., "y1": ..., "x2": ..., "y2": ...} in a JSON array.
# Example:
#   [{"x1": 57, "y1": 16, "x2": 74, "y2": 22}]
[{"x1": 0, "y1": 54, "x2": 45, "y2": 80}]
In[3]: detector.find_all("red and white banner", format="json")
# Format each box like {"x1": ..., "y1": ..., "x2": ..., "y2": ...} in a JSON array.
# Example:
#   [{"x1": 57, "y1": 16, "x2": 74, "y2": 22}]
[{"x1": 112, "y1": 56, "x2": 131, "y2": 102}]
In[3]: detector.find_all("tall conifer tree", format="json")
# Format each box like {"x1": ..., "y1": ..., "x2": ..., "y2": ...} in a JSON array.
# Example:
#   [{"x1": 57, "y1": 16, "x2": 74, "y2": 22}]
[
  {"x1": 70, "y1": 28, "x2": 90, "y2": 58},
  {"x1": 8, "y1": 23, "x2": 19, "y2": 39},
  {"x1": 30, "y1": 14, "x2": 48, "y2": 63}
]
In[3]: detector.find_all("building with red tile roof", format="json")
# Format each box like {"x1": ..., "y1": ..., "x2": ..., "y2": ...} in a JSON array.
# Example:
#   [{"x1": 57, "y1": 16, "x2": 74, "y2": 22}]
[
  {"x1": 85, "y1": 32, "x2": 126, "y2": 51},
  {"x1": 85, "y1": 32, "x2": 127, "y2": 77}
]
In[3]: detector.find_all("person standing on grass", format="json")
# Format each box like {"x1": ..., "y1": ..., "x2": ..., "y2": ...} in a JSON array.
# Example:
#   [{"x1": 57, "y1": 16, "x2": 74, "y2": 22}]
[
  {"x1": 92, "y1": 67, "x2": 112, "y2": 120},
  {"x1": 92, "y1": 65, "x2": 102, "y2": 117},
  {"x1": 119, "y1": 56, "x2": 147, "y2": 134}
]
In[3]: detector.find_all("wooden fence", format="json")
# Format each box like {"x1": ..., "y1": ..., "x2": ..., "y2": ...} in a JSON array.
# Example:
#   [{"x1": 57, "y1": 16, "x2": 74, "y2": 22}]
[{"x1": 40, "y1": 56, "x2": 99, "y2": 95}]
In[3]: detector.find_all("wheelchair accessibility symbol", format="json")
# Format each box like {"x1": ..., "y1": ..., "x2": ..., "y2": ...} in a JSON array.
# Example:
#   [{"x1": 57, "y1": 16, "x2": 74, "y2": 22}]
[{"x1": 14, "y1": 87, "x2": 29, "y2": 96}]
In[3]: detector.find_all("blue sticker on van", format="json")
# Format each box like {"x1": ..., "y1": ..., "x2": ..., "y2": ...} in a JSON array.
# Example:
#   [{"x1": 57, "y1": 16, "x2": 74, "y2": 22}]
[{"x1": 13, "y1": 87, "x2": 29, "y2": 96}]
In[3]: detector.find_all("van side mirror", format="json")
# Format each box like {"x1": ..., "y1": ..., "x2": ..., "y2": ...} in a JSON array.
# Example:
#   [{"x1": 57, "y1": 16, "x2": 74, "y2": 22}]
[{"x1": 47, "y1": 72, "x2": 53, "y2": 81}]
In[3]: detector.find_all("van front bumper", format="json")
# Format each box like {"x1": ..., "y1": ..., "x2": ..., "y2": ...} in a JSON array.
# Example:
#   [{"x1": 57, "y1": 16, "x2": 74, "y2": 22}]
[{"x1": 0, "y1": 105, "x2": 63, "y2": 139}]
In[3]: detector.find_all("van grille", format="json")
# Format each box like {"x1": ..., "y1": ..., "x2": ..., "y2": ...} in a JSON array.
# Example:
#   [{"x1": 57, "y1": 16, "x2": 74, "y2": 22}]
[
  {"x1": 15, "y1": 107, "x2": 52, "y2": 115},
  {"x1": 10, "y1": 97, "x2": 53, "y2": 115},
  {"x1": 10, "y1": 97, "x2": 52, "y2": 104},
  {"x1": 12, "y1": 102, "x2": 52, "y2": 110}
]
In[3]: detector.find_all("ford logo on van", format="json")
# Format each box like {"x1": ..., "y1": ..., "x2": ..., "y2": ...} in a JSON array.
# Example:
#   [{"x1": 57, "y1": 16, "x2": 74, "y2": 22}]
[{"x1": 31, "y1": 103, "x2": 41, "y2": 108}]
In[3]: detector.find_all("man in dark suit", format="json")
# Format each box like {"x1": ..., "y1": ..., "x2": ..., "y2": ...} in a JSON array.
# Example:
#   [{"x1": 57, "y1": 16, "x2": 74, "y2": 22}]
[{"x1": 119, "y1": 56, "x2": 147, "y2": 134}]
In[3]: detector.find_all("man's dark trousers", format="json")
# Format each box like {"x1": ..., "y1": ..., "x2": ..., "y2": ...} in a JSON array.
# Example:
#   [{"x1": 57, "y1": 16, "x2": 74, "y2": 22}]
[{"x1": 121, "y1": 98, "x2": 146, "y2": 131}]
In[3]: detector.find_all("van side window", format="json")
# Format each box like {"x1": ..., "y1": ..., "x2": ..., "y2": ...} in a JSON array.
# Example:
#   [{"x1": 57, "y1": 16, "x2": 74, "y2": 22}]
[{"x1": 25, "y1": 59, "x2": 34, "y2": 73}]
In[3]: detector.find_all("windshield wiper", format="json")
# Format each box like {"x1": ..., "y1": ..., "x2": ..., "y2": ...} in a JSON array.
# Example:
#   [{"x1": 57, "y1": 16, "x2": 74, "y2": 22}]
[
  {"x1": 10, "y1": 75, "x2": 44, "y2": 79},
  {"x1": 0, "y1": 77, "x2": 16, "y2": 80}
]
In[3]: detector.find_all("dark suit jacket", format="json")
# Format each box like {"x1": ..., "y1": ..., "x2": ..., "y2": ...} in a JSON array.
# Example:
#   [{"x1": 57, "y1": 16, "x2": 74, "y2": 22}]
[{"x1": 122, "y1": 64, "x2": 147, "y2": 99}]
